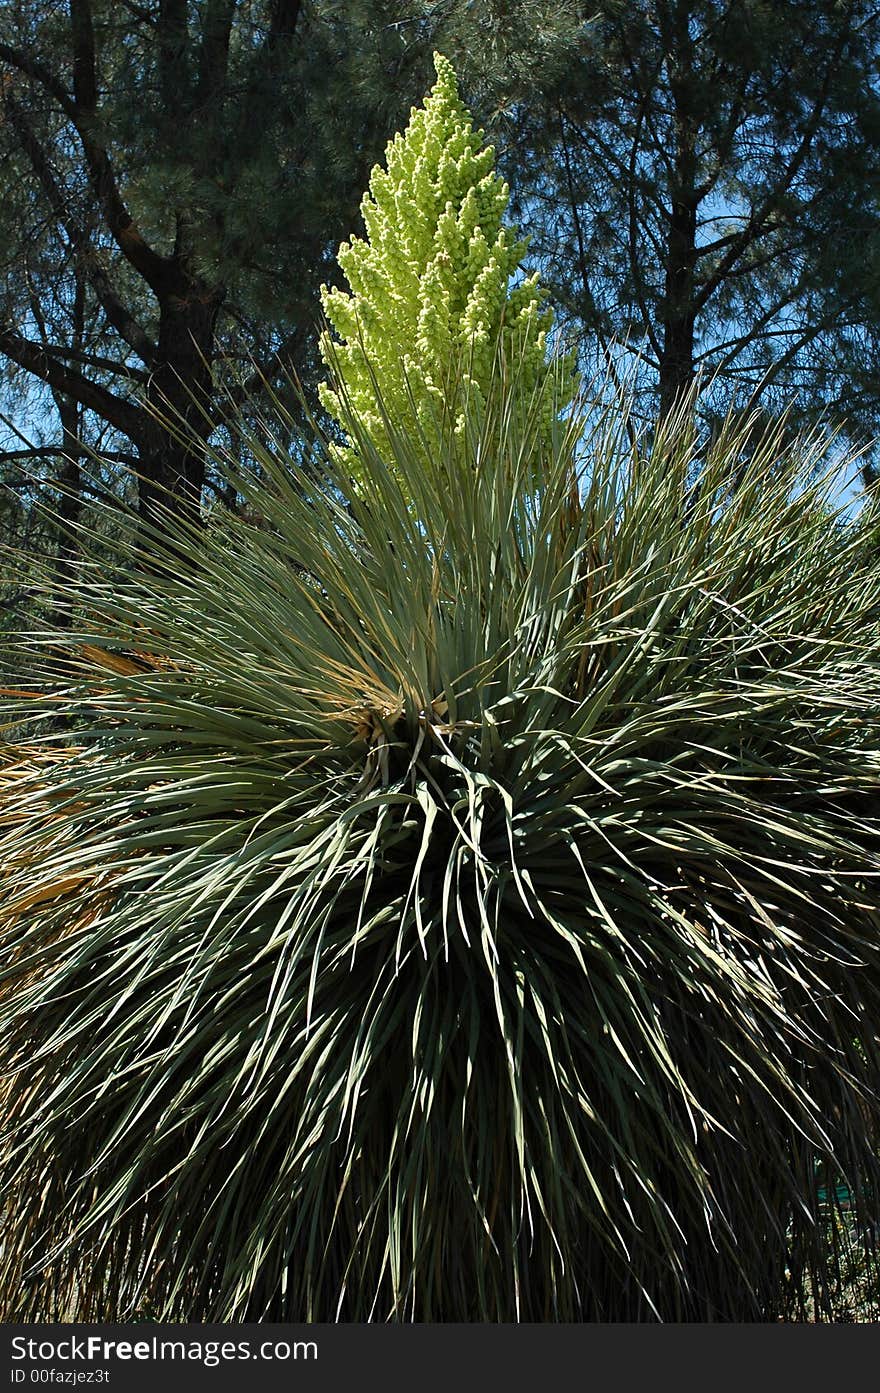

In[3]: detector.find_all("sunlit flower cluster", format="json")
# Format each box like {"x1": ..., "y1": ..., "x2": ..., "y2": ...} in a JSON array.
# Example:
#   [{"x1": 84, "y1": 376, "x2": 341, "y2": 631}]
[{"x1": 319, "y1": 52, "x2": 573, "y2": 474}]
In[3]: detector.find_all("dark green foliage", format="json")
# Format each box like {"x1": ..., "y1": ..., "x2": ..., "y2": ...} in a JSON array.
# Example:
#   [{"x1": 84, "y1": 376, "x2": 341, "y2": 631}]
[
  {"x1": 2, "y1": 372, "x2": 880, "y2": 1319},
  {"x1": 431, "y1": 0, "x2": 880, "y2": 445},
  {"x1": 0, "y1": 0, "x2": 430, "y2": 513}
]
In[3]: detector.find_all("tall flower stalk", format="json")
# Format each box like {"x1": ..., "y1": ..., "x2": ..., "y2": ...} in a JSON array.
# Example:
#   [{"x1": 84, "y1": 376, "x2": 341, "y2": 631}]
[{"x1": 319, "y1": 52, "x2": 574, "y2": 477}]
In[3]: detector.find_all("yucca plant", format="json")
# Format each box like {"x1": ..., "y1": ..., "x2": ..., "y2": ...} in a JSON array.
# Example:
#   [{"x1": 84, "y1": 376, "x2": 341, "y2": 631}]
[
  {"x1": 2, "y1": 372, "x2": 880, "y2": 1321},
  {"x1": 3, "y1": 53, "x2": 880, "y2": 1322}
]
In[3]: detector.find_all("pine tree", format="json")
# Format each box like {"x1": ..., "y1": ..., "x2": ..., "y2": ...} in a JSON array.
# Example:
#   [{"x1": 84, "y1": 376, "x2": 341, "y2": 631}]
[
  {"x1": 0, "y1": 1, "x2": 424, "y2": 522},
  {"x1": 319, "y1": 52, "x2": 574, "y2": 477},
  {"x1": 427, "y1": 1, "x2": 880, "y2": 447}
]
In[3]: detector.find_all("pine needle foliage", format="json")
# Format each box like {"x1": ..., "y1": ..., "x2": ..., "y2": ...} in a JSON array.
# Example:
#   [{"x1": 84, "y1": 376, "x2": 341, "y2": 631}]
[{"x1": 2, "y1": 371, "x2": 880, "y2": 1320}]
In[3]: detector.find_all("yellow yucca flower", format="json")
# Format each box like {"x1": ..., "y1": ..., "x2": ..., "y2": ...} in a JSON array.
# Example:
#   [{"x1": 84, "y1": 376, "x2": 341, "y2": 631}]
[{"x1": 319, "y1": 52, "x2": 575, "y2": 478}]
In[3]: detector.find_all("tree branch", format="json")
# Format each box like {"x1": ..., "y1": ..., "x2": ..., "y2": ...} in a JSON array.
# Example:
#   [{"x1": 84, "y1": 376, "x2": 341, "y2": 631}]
[
  {"x1": 67, "y1": 0, "x2": 172, "y2": 292},
  {"x1": 742, "y1": 299, "x2": 860, "y2": 412},
  {"x1": 158, "y1": 0, "x2": 191, "y2": 116},
  {"x1": 692, "y1": 23, "x2": 852, "y2": 318},
  {"x1": 0, "y1": 445, "x2": 140, "y2": 467},
  {"x1": 197, "y1": 0, "x2": 235, "y2": 110},
  {"x1": 39, "y1": 344, "x2": 148, "y2": 381},
  {"x1": 0, "y1": 328, "x2": 143, "y2": 442},
  {"x1": 1, "y1": 26, "x2": 171, "y2": 294},
  {"x1": 3, "y1": 92, "x2": 157, "y2": 364},
  {"x1": 235, "y1": 0, "x2": 303, "y2": 142},
  {"x1": 558, "y1": 110, "x2": 637, "y2": 448},
  {"x1": 221, "y1": 326, "x2": 308, "y2": 407},
  {"x1": 0, "y1": 41, "x2": 77, "y2": 116},
  {"x1": 265, "y1": 0, "x2": 303, "y2": 55}
]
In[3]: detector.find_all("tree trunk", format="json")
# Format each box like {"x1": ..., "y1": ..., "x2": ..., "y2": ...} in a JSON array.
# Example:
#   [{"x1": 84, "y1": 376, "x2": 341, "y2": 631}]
[
  {"x1": 658, "y1": 2, "x2": 699, "y2": 420},
  {"x1": 50, "y1": 251, "x2": 85, "y2": 627},
  {"x1": 659, "y1": 193, "x2": 698, "y2": 418},
  {"x1": 138, "y1": 274, "x2": 225, "y2": 520},
  {"x1": 51, "y1": 394, "x2": 83, "y2": 629}
]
